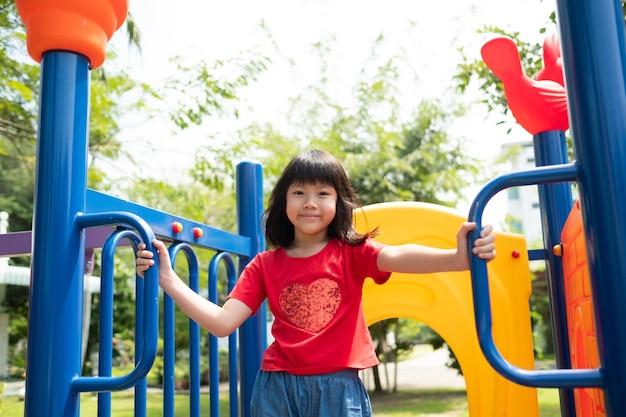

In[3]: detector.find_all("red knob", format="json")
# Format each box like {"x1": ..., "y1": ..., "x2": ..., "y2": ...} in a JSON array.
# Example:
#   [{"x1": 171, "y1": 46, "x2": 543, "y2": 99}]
[{"x1": 171, "y1": 222, "x2": 183, "y2": 234}]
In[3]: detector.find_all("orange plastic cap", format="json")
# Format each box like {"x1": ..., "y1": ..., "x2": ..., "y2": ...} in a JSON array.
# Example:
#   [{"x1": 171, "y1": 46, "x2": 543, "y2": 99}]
[{"x1": 16, "y1": 0, "x2": 128, "y2": 69}]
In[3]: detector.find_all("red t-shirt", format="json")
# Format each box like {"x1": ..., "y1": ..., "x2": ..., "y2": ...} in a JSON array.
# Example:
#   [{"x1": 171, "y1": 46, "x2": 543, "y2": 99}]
[{"x1": 228, "y1": 237, "x2": 391, "y2": 375}]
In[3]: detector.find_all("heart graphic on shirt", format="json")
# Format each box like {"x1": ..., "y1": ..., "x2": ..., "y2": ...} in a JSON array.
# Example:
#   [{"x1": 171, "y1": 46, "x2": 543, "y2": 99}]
[{"x1": 278, "y1": 278, "x2": 341, "y2": 333}]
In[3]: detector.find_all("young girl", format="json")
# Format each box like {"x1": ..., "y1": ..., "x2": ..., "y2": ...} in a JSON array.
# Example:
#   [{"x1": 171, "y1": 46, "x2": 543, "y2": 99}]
[{"x1": 136, "y1": 149, "x2": 496, "y2": 417}]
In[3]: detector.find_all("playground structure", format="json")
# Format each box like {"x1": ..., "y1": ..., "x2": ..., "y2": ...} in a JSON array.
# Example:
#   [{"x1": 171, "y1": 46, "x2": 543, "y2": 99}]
[
  {"x1": 2, "y1": 0, "x2": 626, "y2": 417},
  {"x1": 355, "y1": 202, "x2": 539, "y2": 416}
]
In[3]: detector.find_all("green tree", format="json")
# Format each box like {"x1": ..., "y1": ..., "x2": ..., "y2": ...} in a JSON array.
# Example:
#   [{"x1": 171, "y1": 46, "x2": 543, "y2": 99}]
[
  {"x1": 0, "y1": 0, "x2": 39, "y2": 234},
  {"x1": 0, "y1": 2, "x2": 146, "y2": 230},
  {"x1": 84, "y1": 43, "x2": 271, "y2": 375}
]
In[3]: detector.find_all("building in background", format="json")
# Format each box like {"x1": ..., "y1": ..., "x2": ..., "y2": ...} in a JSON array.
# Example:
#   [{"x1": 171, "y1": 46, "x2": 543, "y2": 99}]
[{"x1": 501, "y1": 141, "x2": 544, "y2": 247}]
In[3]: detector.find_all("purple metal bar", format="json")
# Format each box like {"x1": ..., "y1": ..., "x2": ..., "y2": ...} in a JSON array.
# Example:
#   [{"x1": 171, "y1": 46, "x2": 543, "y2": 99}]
[
  {"x1": 0, "y1": 231, "x2": 32, "y2": 257},
  {"x1": 0, "y1": 227, "x2": 126, "y2": 258}
]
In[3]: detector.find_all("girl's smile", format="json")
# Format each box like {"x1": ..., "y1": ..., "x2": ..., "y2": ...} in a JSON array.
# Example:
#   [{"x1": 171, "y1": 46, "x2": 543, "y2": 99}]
[{"x1": 286, "y1": 181, "x2": 337, "y2": 243}]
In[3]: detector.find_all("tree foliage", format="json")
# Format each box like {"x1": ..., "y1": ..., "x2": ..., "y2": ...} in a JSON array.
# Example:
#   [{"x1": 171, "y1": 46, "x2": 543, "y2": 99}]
[
  {"x1": 163, "y1": 54, "x2": 270, "y2": 131},
  {"x1": 191, "y1": 34, "x2": 480, "y2": 209},
  {"x1": 454, "y1": 26, "x2": 544, "y2": 133}
]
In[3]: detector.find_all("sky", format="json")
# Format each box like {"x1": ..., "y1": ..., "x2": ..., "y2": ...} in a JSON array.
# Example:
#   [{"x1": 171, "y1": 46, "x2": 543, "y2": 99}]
[{"x1": 105, "y1": 0, "x2": 557, "y2": 228}]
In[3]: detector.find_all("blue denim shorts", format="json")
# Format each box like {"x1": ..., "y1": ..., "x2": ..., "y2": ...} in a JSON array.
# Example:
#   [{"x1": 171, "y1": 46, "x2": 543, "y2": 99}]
[{"x1": 250, "y1": 369, "x2": 372, "y2": 417}]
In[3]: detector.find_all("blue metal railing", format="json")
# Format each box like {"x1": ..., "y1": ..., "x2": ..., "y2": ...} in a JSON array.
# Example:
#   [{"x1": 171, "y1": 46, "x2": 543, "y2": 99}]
[
  {"x1": 64, "y1": 213, "x2": 254, "y2": 417},
  {"x1": 163, "y1": 243, "x2": 201, "y2": 417},
  {"x1": 72, "y1": 212, "x2": 160, "y2": 393},
  {"x1": 208, "y1": 252, "x2": 239, "y2": 417},
  {"x1": 467, "y1": 163, "x2": 604, "y2": 388},
  {"x1": 96, "y1": 229, "x2": 143, "y2": 416},
  {"x1": 71, "y1": 161, "x2": 265, "y2": 417}
]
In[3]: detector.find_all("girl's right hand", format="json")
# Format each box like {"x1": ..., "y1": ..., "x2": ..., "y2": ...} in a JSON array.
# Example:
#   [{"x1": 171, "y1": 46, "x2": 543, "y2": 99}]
[
  {"x1": 135, "y1": 242, "x2": 155, "y2": 278},
  {"x1": 136, "y1": 239, "x2": 172, "y2": 279}
]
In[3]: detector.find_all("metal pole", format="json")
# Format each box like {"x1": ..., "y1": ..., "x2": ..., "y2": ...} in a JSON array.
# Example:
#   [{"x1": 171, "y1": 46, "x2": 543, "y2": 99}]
[
  {"x1": 556, "y1": 0, "x2": 626, "y2": 415},
  {"x1": 236, "y1": 161, "x2": 266, "y2": 417},
  {"x1": 25, "y1": 51, "x2": 90, "y2": 417},
  {"x1": 532, "y1": 130, "x2": 575, "y2": 416}
]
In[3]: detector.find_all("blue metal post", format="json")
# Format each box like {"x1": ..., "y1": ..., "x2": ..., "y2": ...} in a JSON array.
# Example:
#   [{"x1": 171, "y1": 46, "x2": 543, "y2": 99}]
[
  {"x1": 532, "y1": 130, "x2": 575, "y2": 417},
  {"x1": 236, "y1": 162, "x2": 266, "y2": 417},
  {"x1": 25, "y1": 51, "x2": 90, "y2": 417},
  {"x1": 557, "y1": 0, "x2": 626, "y2": 415}
]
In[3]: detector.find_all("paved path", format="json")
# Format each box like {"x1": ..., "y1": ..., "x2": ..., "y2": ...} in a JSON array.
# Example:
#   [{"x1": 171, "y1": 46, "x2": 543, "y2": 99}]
[
  {"x1": 2, "y1": 378, "x2": 25, "y2": 398},
  {"x1": 361, "y1": 348, "x2": 466, "y2": 391},
  {"x1": 397, "y1": 348, "x2": 466, "y2": 389}
]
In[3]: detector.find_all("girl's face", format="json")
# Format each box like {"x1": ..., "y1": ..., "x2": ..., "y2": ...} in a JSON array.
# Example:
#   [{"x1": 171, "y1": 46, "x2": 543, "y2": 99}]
[{"x1": 285, "y1": 181, "x2": 337, "y2": 244}]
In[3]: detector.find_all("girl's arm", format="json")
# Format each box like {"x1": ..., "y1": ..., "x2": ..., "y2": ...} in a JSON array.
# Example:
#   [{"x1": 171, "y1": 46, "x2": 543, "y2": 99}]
[
  {"x1": 376, "y1": 222, "x2": 495, "y2": 274},
  {"x1": 136, "y1": 239, "x2": 252, "y2": 337}
]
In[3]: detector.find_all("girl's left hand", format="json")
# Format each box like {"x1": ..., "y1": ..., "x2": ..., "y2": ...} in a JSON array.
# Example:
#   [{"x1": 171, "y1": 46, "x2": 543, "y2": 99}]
[{"x1": 472, "y1": 224, "x2": 496, "y2": 261}]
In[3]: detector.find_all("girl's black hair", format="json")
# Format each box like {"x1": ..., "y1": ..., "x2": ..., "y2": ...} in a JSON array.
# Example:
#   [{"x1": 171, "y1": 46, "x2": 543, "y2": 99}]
[{"x1": 264, "y1": 149, "x2": 377, "y2": 248}]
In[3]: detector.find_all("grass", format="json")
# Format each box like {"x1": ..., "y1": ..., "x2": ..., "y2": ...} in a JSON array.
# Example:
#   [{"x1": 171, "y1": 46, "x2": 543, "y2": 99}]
[
  {"x1": 538, "y1": 389, "x2": 563, "y2": 417},
  {"x1": 370, "y1": 388, "x2": 469, "y2": 416},
  {"x1": 1, "y1": 387, "x2": 562, "y2": 417},
  {"x1": 371, "y1": 388, "x2": 561, "y2": 417},
  {"x1": 1, "y1": 390, "x2": 230, "y2": 417}
]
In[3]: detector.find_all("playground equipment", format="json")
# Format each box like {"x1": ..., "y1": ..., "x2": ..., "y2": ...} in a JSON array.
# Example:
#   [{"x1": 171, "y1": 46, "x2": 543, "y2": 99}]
[
  {"x1": 470, "y1": 2, "x2": 626, "y2": 414},
  {"x1": 4, "y1": 0, "x2": 626, "y2": 416},
  {"x1": 559, "y1": 201, "x2": 604, "y2": 416},
  {"x1": 355, "y1": 202, "x2": 538, "y2": 417}
]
